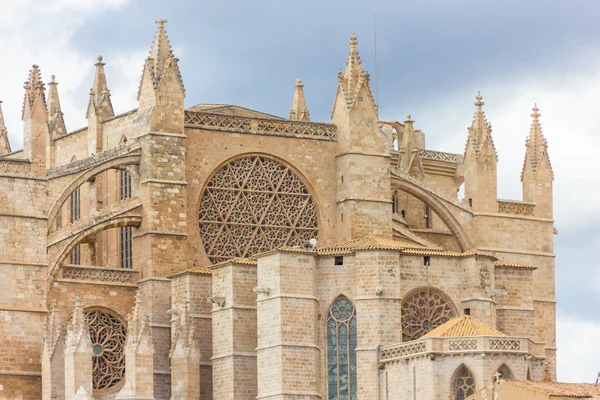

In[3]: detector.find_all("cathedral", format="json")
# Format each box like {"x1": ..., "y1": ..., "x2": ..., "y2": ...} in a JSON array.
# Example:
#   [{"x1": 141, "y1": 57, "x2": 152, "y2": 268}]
[{"x1": 0, "y1": 20, "x2": 558, "y2": 400}]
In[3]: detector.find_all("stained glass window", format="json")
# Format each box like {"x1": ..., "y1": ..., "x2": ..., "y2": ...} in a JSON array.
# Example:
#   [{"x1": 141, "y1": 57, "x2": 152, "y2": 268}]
[
  {"x1": 401, "y1": 287, "x2": 456, "y2": 342},
  {"x1": 453, "y1": 365, "x2": 475, "y2": 400},
  {"x1": 327, "y1": 296, "x2": 357, "y2": 400}
]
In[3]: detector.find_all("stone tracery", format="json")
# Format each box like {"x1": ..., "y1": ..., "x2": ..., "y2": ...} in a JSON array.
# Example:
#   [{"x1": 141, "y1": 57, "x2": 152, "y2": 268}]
[
  {"x1": 401, "y1": 288, "x2": 457, "y2": 342},
  {"x1": 85, "y1": 309, "x2": 127, "y2": 391},
  {"x1": 198, "y1": 155, "x2": 318, "y2": 263}
]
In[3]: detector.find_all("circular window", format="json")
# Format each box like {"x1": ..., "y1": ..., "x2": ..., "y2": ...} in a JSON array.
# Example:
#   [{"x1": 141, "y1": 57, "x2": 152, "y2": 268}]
[
  {"x1": 401, "y1": 288, "x2": 456, "y2": 341},
  {"x1": 85, "y1": 309, "x2": 127, "y2": 391},
  {"x1": 199, "y1": 156, "x2": 319, "y2": 263}
]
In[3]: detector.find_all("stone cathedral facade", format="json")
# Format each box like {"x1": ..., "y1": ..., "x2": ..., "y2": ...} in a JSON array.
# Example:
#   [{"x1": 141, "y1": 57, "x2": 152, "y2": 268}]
[{"x1": 0, "y1": 20, "x2": 557, "y2": 400}]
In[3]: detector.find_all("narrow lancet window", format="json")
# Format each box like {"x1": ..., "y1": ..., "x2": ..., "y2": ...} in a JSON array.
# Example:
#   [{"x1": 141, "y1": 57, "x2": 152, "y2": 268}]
[
  {"x1": 70, "y1": 187, "x2": 80, "y2": 223},
  {"x1": 120, "y1": 226, "x2": 132, "y2": 269},
  {"x1": 327, "y1": 296, "x2": 357, "y2": 400},
  {"x1": 452, "y1": 364, "x2": 475, "y2": 400},
  {"x1": 120, "y1": 169, "x2": 132, "y2": 200}
]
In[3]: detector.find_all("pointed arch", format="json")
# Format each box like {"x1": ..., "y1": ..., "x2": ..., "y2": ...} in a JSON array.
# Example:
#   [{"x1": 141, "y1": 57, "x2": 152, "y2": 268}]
[
  {"x1": 451, "y1": 364, "x2": 476, "y2": 400},
  {"x1": 119, "y1": 135, "x2": 127, "y2": 145},
  {"x1": 495, "y1": 363, "x2": 514, "y2": 381},
  {"x1": 526, "y1": 366, "x2": 531, "y2": 381},
  {"x1": 327, "y1": 295, "x2": 357, "y2": 400}
]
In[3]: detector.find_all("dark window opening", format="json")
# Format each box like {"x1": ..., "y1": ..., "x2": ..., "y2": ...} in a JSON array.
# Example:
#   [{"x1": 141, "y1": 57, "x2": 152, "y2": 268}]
[
  {"x1": 120, "y1": 169, "x2": 132, "y2": 200},
  {"x1": 70, "y1": 187, "x2": 80, "y2": 223},
  {"x1": 120, "y1": 226, "x2": 133, "y2": 269},
  {"x1": 334, "y1": 256, "x2": 344, "y2": 266},
  {"x1": 424, "y1": 256, "x2": 430, "y2": 266},
  {"x1": 341, "y1": 213, "x2": 344, "y2": 223},
  {"x1": 424, "y1": 204, "x2": 431, "y2": 229},
  {"x1": 400, "y1": 209, "x2": 406, "y2": 218},
  {"x1": 341, "y1": 175, "x2": 344, "y2": 183},
  {"x1": 70, "y1": 244, "x2": 81, "y2": 265},
  {"x1": 468, "y1": 198, "x2": 473, "y2": 207},
  {"x1": 464, "y1": 308, "x2": 471, "y2": 316}
]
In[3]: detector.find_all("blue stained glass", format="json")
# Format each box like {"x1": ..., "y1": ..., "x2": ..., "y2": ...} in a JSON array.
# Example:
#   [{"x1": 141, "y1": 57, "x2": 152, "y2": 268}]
[{"x1": 327, "y1": 296, "x2": 357, "y2": 400}]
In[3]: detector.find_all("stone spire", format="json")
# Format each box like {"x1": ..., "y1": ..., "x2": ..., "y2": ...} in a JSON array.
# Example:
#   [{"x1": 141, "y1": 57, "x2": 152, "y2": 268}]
[
  {"x1": 399, "y1": 114, "x2": 424, "y2": 178},
  {"x1": 0, "y1": 101, "x2": 11, "y2": 154},
  {"x1": 521, "y1": 104, "x2": 553, "y2": 181},
  {"x1": 169, "y1": 295, "x2": 200, "y2": 399},
  {"x1": 66, "y1": 294, "x2": 89, "y2": 351},
  {"x1": 86, "y1": 55, "x2": 114, "y2": 119},
  {"x1": 47, "y1": 75, "x2": 67, "y2": 139},
  {"x1": 139, "y1": 19, "x2": 184, "y2": 95},
  {"x1": 22, "y1": 64, "x2": 46, "y2": 120},
  {"x1": 289, "y1": 78, "x2": 310, "y2": 121},
  {"x1": 336, "y1": 33, "x2": 375, "y2": 109},
  {"x1": 43, "y1": 299, "x2": 63, "y2": 356},
  {"x1": 42, "y1": 299, "x2": 65, "y2": 400},
  {"x1": 65, "y1": 294, "x2": 93, "y2": 400},
  {"x1": 465, "y1": 91, "x2": 497, "y2": 159}
]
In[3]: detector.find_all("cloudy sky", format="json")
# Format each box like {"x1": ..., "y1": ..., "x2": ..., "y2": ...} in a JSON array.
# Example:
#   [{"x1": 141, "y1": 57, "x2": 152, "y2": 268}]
[{"x1": 0, "y1": 0, "x2": 597, "y2": 383}]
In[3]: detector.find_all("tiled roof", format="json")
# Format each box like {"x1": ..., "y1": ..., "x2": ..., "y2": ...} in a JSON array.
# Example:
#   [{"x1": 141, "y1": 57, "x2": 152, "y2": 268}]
[
  {"x1": 461, "y1": 249, "x2": 497, "y2": 259},
  {"x1": 167, "y1": 267, "x2": 212, "y2": 279},
  {"x1": 188, "y1": 104, "x2": 284, "y2": 120},
  {"x1": 316, "y1": 236, "x2": 426, "y2": 255},
  {"x1": 494, "y1": 261, "x2": 537, "y2": 270},
  {"x1": 422, "y1": 316, "x2": 506, "y2": 338},
  {"x1": 211, "y1": 258, "x2": 258, "y2": 268},
  {"x1": 506, "y1": 380, "x2": 600, "y2": 398}
]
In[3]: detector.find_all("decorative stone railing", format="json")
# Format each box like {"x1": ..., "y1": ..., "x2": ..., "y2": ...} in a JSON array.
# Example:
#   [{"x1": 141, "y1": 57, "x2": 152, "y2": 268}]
[
  {"x1": 0, "y1": 159, "x2": 32, "y2": 175},
  {"x1": 47, "y1": 142, "x2": 141, "y2": 178},
  {"x1": 184, "y1": 110, "x2": 337, "y2": 140},
  {"x1": 61, "y1": 264, "x2": 138, "y2": 284},
  {"x1": 379, "y1": 336, "x2": 543, "y2": 365},
  {"x1": 419, "y1": 150, "x2": 462, "y2": 164},
  {"x1": 497, "y1": 200, "x2": 535, "y2": 217}
]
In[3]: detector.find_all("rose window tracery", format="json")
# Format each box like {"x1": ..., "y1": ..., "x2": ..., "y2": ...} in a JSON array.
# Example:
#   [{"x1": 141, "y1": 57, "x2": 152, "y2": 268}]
[
  {"x1": 85, "y1": 309, "x2": 127, "y2": 391},
  {"x1": 199, "y1": 156, "x2": 319, "y2": 263},
  {"x1": 401, "y1": 288, "x2": 456, "y2": 342}
]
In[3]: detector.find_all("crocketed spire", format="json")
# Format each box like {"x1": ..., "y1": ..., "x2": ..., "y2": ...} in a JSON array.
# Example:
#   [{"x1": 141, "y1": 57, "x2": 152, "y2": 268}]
[
  {"x1": 289, "y1": 78, "x2": 310, "y2": 121},
  {"x1": 0, "y1": 101, "x2": 10, "y2": 154},
  {"x1": 86, "y1": 56, "x2": 114, "y2": 119},
  {"x1": 465, "y1": 91, "x2": 497, "y2": 159},
  {"x1": 337, "y1": 33, "x2": 375, "y2": 108},
  {"x1": 141, "y1": 19, "x2": 184, "y2": 92},
  {"x1": 521, "y1": 104, "x2": 553, "y2": 181},
  {"x1": 22, "y1": 64, "x2": 46, "y2": 120},
  {"x1": 47, "y1": 75, "x2": 67, "y2": 138}
]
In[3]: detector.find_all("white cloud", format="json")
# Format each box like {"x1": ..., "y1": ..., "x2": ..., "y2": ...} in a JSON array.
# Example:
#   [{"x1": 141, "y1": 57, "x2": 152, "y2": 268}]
[
  {"x1": 400, "y1": 55, "x2": 600, "y2": 234},
  {"x1": 557, "y1": 314, "x2": 600, "y2": 383},
  {"x1": 0, "y1": 0, "x2": 141, "y2": 150}
]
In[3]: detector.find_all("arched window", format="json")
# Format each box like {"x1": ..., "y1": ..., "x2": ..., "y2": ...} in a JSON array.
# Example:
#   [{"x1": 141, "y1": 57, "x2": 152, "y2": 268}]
[
  {"x1": 495, "y1": 364, "x2": 514, "y2": 381},
  {"x1": 452, "y1": 364, "x2": 475, "y2": 400},
  {"x1": 526, "y1": 367, "x2": 531, "y2": 381},
  {"x1": 327, "y1": 296, "x2": 357, "y2": 400},
  {"x1": 401, "y1": 287, "x2": 457, "y2": 341}
]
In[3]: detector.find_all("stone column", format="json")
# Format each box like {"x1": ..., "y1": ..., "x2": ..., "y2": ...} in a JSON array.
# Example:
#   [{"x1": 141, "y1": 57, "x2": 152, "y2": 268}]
[
  {"x1": 256, "y1": 251, "x2": 320, "y2": 400},
  {"x1": 41, "y1": 300, "x2": 65, "y2": 400},
  {"x1": 211, "y1": 259, "x2": 257, "y2": 400},
  {"x1": 64, "y1": 294, "x2": 93, "y2": 400},
  {"x1": 116, "y1": 290, "x2": 155, "y2": 400},
  {"x1": 169, "y1": 297, "x2": 200, "y2": 399}
]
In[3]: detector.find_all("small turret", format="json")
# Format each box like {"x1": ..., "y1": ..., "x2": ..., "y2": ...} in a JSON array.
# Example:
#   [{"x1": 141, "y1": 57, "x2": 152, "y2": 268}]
[
  {"x1": 399, "y1": 114, "x2": 424, "y2": 178},
  {"x1": 46, "y1": 75, "x2": 67, "y2": 165},
  {"x1": 22, "y1": 65, "x2": 49, "y2": 174},
  {"x1": 521, "y1": 104, "x2": 553, "y2": 218},
  {"x1": 0, "y1": 101, "x2": 11, "y2": 155},
  {"x1": 289, "y1": 78, "x2": 310, "y2": 121},
  {"x1": 463, "y1": 92, "x2": 498, "y2": 212}
]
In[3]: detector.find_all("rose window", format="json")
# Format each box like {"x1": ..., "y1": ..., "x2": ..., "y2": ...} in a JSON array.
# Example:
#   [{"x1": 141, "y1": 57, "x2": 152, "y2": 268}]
[
  {"x1": 85, "y1": 309, "x2": 127, "y2": 391},
  {"x1": 401, "y1": 288, "x2": 456, "y2": 341},
  {"x1": 199, "y1": 156, "x2": 319, "y2": 263}
]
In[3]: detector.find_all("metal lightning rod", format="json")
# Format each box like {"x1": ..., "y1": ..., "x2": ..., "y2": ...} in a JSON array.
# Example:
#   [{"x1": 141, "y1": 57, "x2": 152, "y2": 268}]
[{"x1": 373, "y1": 11, "x2": 380, "y2": 118}]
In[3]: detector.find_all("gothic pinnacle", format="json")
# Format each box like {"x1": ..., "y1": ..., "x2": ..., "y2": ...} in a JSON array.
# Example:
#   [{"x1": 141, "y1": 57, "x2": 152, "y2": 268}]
[
  {"x1": 289, "y1": 78, "x2": 310, "y2": 121},
  {"x1": 22, "y1": 64, "x2": 46, "y2": 120},
  {"x1": 0, "y1": 100, "x2": 11, "y2": 154},
  {"x1": 522, "y1": 103, "x2": 553, "y2": 180},
  {"x1": 87, "y1": 55, "x2": 114, "y2": 119}
]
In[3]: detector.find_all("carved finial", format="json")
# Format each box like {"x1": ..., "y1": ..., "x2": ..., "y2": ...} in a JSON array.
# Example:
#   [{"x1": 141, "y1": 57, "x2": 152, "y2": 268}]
[
  {"x1": 521, "y1": 103, "x2": 553, "y2": 181},
  {"x1": 87, "y1": 54, "x2": 114, "y2": 119},
  {"x1": 531, "y1": 103, "x2": 541, "y2": 120},
  {"x1": 75, "y1": 293, "x2": 82, "y2": 307},
  {"x1": 475, "y1": 91, "x2": 484, "y2": 108},
  {"x1": 405, "y1": 114, "x2": 413, "y2": 122},
  {"x1": 156, "y1": 19, "x2": 168, "y2": 27},
  {"x1": 349, "y1": 32, "x2": 358, "y2": 48},
  {"x1": 296, "y1": 78, "x2": 302, "y2": 85},
  {"x1": 290, "y1": 77, "x2": 310, "y2": 121},
  {"x1": 22, "y1": 64, "x2": 46, "y2": 119}
]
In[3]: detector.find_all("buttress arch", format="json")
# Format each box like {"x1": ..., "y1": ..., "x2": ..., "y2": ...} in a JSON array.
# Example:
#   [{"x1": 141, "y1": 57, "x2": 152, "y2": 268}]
[
  {"x1": 46, "y1": 214, "x2": 142, "y2": 288},
  {"x1": 390, "y1": 172, "x2": 473, "y2": 251},
  {"x1": 47, "y1": 153, "x2": 141, "y2": 233}
]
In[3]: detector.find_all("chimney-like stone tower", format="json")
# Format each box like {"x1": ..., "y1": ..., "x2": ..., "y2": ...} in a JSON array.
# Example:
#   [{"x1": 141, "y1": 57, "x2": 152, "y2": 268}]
[{"x1": 332, "y1": 33, "x2": 391, "y2": 242}]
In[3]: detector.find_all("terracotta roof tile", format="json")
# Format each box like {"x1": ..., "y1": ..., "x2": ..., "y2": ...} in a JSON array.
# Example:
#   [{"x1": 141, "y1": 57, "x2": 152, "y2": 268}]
[
  {"x1": 494, "y1": 261, "x2": 537, "y2": 270},
  {"x1": 422, "y1": 316, "x2": 506, "y2": 338},
  {"x1": 506, "y1": 380, "x2": 600, "y2": 398},
  {"x1": 167, "y1": 267, "x2": 212, "y2": 279},
  {"x1": 461, "y1": 249, "x2": 497, "y2": 259}
]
